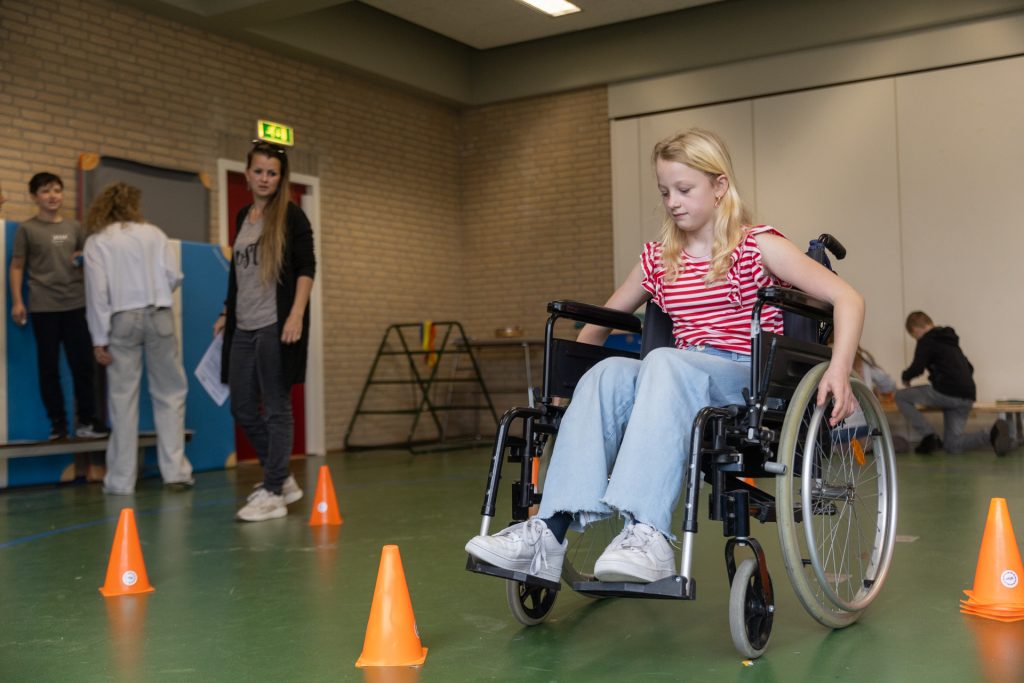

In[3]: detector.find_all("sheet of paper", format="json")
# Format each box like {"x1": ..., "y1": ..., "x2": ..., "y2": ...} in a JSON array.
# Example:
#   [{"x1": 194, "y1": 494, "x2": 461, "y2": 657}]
[{"x1": 194, "y1": 333, "x2": 229, "y2": 406}]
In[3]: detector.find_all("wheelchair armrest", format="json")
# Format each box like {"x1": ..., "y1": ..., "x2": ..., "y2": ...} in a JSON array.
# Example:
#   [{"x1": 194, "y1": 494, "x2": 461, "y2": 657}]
[
  {"x1": 546, "y1": 300, "x2": 642, "y2": 334},
  {"x1": 758, "y1": 287, "x2": 833, "y2": 323}
]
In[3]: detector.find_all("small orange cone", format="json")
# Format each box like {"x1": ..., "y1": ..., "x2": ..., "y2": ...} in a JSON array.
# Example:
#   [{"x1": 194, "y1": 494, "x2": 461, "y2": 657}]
[
  {"x1": 960, "y1": 498, "x2": 1024, "y2": 620},
  {"x1": 355, "y1": 545, "x2": 428, "y2": 668},
  {"x1": 309, "y1": 465, "x2": 343, "y2": 526},
  {"x1": 99, "y1": 508, "x2": 155, "y2": 597}
]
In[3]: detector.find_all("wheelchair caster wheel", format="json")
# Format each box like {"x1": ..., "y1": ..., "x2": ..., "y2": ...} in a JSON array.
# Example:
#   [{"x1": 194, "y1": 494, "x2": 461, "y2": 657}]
[
  {"x1": 506, "y1": 579, "x2": 558, "y2": 626},
  {"x1": 729, "y1": 559, "x2": 773, "y2": 658}
]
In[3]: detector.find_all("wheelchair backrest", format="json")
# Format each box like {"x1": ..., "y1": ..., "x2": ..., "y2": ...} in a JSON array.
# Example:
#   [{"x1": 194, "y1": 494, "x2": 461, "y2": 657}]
[
  {"x1": 639, "y1": 302, "x2": 675, "y2": 359},
  {"x1": 547, "y1": 339, "x2": 638, "y2": 399},
  {"x1": 781, "y1": 235, "x2": 844, "y2": 344},
  {"x1": 756, "y1": 331, "x2": 832, "y2": 426}
]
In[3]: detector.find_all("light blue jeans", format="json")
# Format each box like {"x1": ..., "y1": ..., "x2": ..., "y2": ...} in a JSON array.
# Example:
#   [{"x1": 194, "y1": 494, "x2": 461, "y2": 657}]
[{"x1": 536, "y1": 346, "x2": 750, "y2": 537}]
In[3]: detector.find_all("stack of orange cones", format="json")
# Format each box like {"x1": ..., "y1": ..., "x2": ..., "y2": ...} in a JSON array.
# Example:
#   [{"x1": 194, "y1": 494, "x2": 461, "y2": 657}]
[
  {"x1": 960, "y1": 498, "x2": 1024, "y2": 622},
  {"x1": 309, "y1": 465, "x2": 343, "y2": 526},
  {"x1": 355, "y1": 545, "x2": 428, "y2": 668},
  {"x1": 99, "y1": 508, "x2": 155, "y2": 597}
]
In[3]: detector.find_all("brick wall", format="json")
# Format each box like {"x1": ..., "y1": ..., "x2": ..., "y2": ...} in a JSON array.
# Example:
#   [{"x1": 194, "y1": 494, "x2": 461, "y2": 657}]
[
  {"x1": 457, "y1": 89, "x2": 615, "y2": 419},
  {"x1": 0, "y1": 0, "x2": 614, "y2": 449}
]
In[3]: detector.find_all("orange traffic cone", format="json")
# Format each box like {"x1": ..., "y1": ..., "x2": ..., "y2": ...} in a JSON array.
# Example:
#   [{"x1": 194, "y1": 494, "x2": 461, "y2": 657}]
[
  {"x1": 355, "y1": 545, "x2": 428, "y2": 668},
  {"x1": 309, "y1": 465, "x2": 343, "y2": 526},
  {"x1": 99, "y1": 508, "x2": 155, "y2": 597},
  {"x1": 960, "y1": 498, "x2": 1024, "y2": 621}
]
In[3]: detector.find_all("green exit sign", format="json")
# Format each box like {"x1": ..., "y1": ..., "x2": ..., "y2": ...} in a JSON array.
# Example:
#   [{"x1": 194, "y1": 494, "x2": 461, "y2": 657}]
[{"x1": 257, "y1": 120, "x2": 294, "y2": 146}]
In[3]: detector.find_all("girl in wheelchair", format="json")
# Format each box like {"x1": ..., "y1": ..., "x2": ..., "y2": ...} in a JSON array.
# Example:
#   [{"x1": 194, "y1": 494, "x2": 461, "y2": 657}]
[{"x1": 466, "y1": 128, "x2": 865, "y2": 585}]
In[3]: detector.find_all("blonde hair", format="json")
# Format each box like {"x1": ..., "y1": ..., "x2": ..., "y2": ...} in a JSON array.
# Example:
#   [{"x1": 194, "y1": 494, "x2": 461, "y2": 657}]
[
  {"x1": 652, "y1": 129, "x2": 752, "y2": 284},
  {"x1": 247, "y1": 142, "x2": 291, "y2": 285},
  {"x1": 85, "y1": 182, "x2": 144, "y2": 234}
]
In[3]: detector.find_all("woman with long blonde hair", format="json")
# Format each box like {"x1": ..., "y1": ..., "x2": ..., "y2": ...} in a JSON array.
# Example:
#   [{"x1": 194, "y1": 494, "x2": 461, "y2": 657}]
[
  {"x1": 467, "y1": 128, "x2": 865, "y2": 584},
  {"x1": 83, "y1": 182, "x2": 193, "y2": 494},
  {"x1": 214, "y1": 141, "x2": 316, "y2": 522}
]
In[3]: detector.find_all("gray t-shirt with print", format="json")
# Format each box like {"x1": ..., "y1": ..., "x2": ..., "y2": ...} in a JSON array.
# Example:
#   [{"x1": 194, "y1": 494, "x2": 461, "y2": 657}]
[
  {"x1": 233, "y1": 216, "x2": 278, "y2": 331},
  {"x1": 11, "y1": 217, "x2": 85, "y2": 312}
]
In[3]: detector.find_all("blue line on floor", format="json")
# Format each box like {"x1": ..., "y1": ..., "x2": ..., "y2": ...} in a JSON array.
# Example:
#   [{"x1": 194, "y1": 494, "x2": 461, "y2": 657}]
[
  {"x1": 0, "y1": 497, "x2": 235, "y2": 550},
  {"x1": 0, "y1": 471, "x2": 482, "y2": 549}
]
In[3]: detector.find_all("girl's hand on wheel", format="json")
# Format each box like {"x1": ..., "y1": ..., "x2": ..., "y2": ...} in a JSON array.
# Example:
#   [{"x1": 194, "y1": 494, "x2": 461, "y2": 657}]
[{"x1": 817, "y1": 366, "x2": 855, "y2": 427}]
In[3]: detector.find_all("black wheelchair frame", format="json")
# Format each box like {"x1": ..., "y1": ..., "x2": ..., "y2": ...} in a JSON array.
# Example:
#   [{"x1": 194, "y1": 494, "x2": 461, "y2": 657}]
[{"x1": 466, "y1": 235, "x2": 898, "y2": 658}]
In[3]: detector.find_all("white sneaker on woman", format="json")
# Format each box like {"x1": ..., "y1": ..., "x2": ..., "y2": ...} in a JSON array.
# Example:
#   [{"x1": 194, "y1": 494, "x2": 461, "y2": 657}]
[
  {"x1": 594, "y1": 522, "x2": 675, "y2": 583},
  {"x1": 237, "y1": 488, "x2": 287, "y2": 522},
  {"x1": 248, "y1": 474, "x2": 303, "y2": 505},
  {"x1": 465, "y1": 518, "x2": 567, "y2": 583}
]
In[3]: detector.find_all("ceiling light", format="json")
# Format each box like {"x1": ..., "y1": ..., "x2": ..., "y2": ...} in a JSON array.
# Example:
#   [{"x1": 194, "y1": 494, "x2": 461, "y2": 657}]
[{"x1": 517, "y1": 0, "x2": 582, "y2": 18}]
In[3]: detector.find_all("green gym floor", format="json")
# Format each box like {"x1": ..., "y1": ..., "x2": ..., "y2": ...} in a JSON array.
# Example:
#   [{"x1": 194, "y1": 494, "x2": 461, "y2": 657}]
[{"x1": 1, "y1": 447, "x2": 1022, "y2": 683}]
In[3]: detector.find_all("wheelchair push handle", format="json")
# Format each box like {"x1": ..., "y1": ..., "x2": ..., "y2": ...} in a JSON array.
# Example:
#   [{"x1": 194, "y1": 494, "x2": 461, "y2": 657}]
[
  {"x1": 546, "y1": 300, "x2": 642, "y2": 334},
  {"x1": 815, "y1": 233, "x2": 846, "y2": 260}
]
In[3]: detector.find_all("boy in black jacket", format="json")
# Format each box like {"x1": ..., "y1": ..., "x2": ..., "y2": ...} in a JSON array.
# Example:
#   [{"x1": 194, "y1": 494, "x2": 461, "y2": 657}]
[{"x1": 896, "y1": 311, "x2": 1012, "y2": 455}]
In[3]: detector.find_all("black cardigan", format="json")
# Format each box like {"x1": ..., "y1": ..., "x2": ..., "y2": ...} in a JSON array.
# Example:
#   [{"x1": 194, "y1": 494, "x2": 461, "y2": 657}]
[{"x1": 221, "y1": 202, "x2": 316, "y2": 386}]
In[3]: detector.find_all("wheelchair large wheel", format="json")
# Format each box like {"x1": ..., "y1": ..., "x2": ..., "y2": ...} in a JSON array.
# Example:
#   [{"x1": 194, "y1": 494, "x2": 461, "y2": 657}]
[
  {"x1": 729, "y1": 559, "x2": 773, "y2": 659},
  {"x1": 506, "y1": 578, "x2": 559, "y2": 626},
  {"x1": 776, "y1": 362, "x2": 898, "y2": 628}
]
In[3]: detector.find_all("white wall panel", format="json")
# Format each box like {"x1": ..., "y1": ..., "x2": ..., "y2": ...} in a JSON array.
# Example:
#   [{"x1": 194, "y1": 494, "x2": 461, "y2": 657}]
[
  {"x1": 896, "y1": 57, "x2": 1024, "y2": 400},
  {"x1": 753, "y1": 80, "x2": 905, "y2": 379}
]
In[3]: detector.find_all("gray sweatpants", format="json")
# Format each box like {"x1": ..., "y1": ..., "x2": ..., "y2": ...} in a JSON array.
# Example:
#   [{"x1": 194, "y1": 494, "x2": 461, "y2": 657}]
[
  {"x1": 104, "y1": 307, "x2": 192, "y2": 493},
  {"x1": 894, "y1": 384, "x2": 989, "y2": 453}
]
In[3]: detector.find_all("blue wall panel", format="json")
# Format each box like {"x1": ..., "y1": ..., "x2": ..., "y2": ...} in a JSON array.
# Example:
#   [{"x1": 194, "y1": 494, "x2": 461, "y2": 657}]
[{"x1": 180, "y1": 241, "x2": 234, "y2": 472}]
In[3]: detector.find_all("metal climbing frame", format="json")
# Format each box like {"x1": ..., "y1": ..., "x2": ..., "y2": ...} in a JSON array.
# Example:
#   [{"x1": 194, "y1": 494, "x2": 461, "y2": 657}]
[{"x1": 344, "y1": 321, "x2": 499, "y2": 451}]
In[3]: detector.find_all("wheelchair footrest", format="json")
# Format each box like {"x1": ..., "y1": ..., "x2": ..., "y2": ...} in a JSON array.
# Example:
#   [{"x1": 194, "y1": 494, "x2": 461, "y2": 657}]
[
  {"x1": 571, "y1": 574, "x2": 695, "y2": 600},
  {"x1": 465, "y1": 556, "x2": 561, "y2": 591}
]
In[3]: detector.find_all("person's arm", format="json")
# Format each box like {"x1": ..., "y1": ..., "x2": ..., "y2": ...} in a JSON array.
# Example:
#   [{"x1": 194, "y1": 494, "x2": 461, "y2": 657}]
[
  {"x1": 83, "y1": 238, "x2": 113, "y2": 352},
  {"x1": 162, "y1": 233, "x2": 183, "y2": 292},
  {"x1": 756, "y1": 233, "x2": 865, "y2": 426},
  {"x1": 868, "y1": 363, "x2": 898, "y2": 394},
  {"x1": 901, "y1": 341, "x2": 929, "y2": 386},
  {"x1": 575, "y1": 261, "x2": 651, "y2": 347},
  {"x1": 280, "y1": 206, "x2": 316, "y2": 345},
  {"x1": 213, "y1": 303, "x2": 227, "y2": 337},
  {"x1": 281, "y1": 275, "x2": 313, "y2": 344},
  {"x1": 9, "y1": 257, "x2": 27, "y2": 325}
]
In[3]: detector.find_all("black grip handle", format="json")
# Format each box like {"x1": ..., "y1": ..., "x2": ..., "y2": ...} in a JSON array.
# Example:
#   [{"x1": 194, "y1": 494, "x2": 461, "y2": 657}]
[
  {"x1": 758, "y1": 286, "x2": 834, "y2": 322},
  {"x1": 817, "y1": 233, "x2": 846, "y2": 260},
  {"x1": 546, "y1": 300, "x2": 642, "y2": 333}
]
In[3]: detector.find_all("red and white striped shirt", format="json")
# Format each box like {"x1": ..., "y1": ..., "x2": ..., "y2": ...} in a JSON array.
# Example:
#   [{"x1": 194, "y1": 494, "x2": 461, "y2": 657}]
[{"x1": 640, "y1": 226, "x2": 786, "y2": 355}]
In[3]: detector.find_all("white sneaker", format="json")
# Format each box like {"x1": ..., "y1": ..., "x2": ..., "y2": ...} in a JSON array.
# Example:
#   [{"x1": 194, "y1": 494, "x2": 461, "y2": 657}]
[
  {"x1": 248, "y1": 475, "x2": 303, "y2": 505},
  {"x1": 237, "y1": 489, "x2": 287, "y2": 522},
  {"x1": 594, "y1": 522, "x2": 676, "y2": 583},
  {"x1": 465, "y1": 518, "x2": 567, "y2": 583}
]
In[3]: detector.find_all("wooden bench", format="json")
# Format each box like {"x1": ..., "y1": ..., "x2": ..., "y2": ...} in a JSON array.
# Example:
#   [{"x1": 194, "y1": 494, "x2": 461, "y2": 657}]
[
  {"x1": 0, "y1": 430, "x2": 194, "y2": 488},
  {"x1": 882, "y1": 400, "x2": 1024, "y2": 438}
]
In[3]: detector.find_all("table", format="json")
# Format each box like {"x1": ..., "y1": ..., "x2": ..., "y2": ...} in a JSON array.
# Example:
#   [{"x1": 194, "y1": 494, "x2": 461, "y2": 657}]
[{"x1": 458, "y1": 337, "x2": 545, "y2": 407}]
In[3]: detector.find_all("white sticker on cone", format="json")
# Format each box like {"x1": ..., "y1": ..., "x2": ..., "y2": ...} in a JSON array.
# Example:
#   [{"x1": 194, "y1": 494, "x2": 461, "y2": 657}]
[
  {"x1": 122, "y1": 570, "x2": 138, "y2": 586},
  {"x1": 1001, "y1": 570, "x2": 1019, "y2": 589},
  {"x1": 317, "y1": 502, "x2": 328, "y2": 513}
]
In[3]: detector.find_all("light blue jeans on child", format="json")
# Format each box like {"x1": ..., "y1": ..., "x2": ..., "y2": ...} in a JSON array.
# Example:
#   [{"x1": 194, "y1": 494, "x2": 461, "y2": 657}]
[{"x1": 536, "y1": 345, "x2": 750, "y2": 538}]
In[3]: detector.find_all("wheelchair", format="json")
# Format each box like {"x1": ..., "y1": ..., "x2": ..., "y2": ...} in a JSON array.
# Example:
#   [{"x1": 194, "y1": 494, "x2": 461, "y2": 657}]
[{"x1": 465, "y1": 235, "x2": 898, "y2": 658}]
